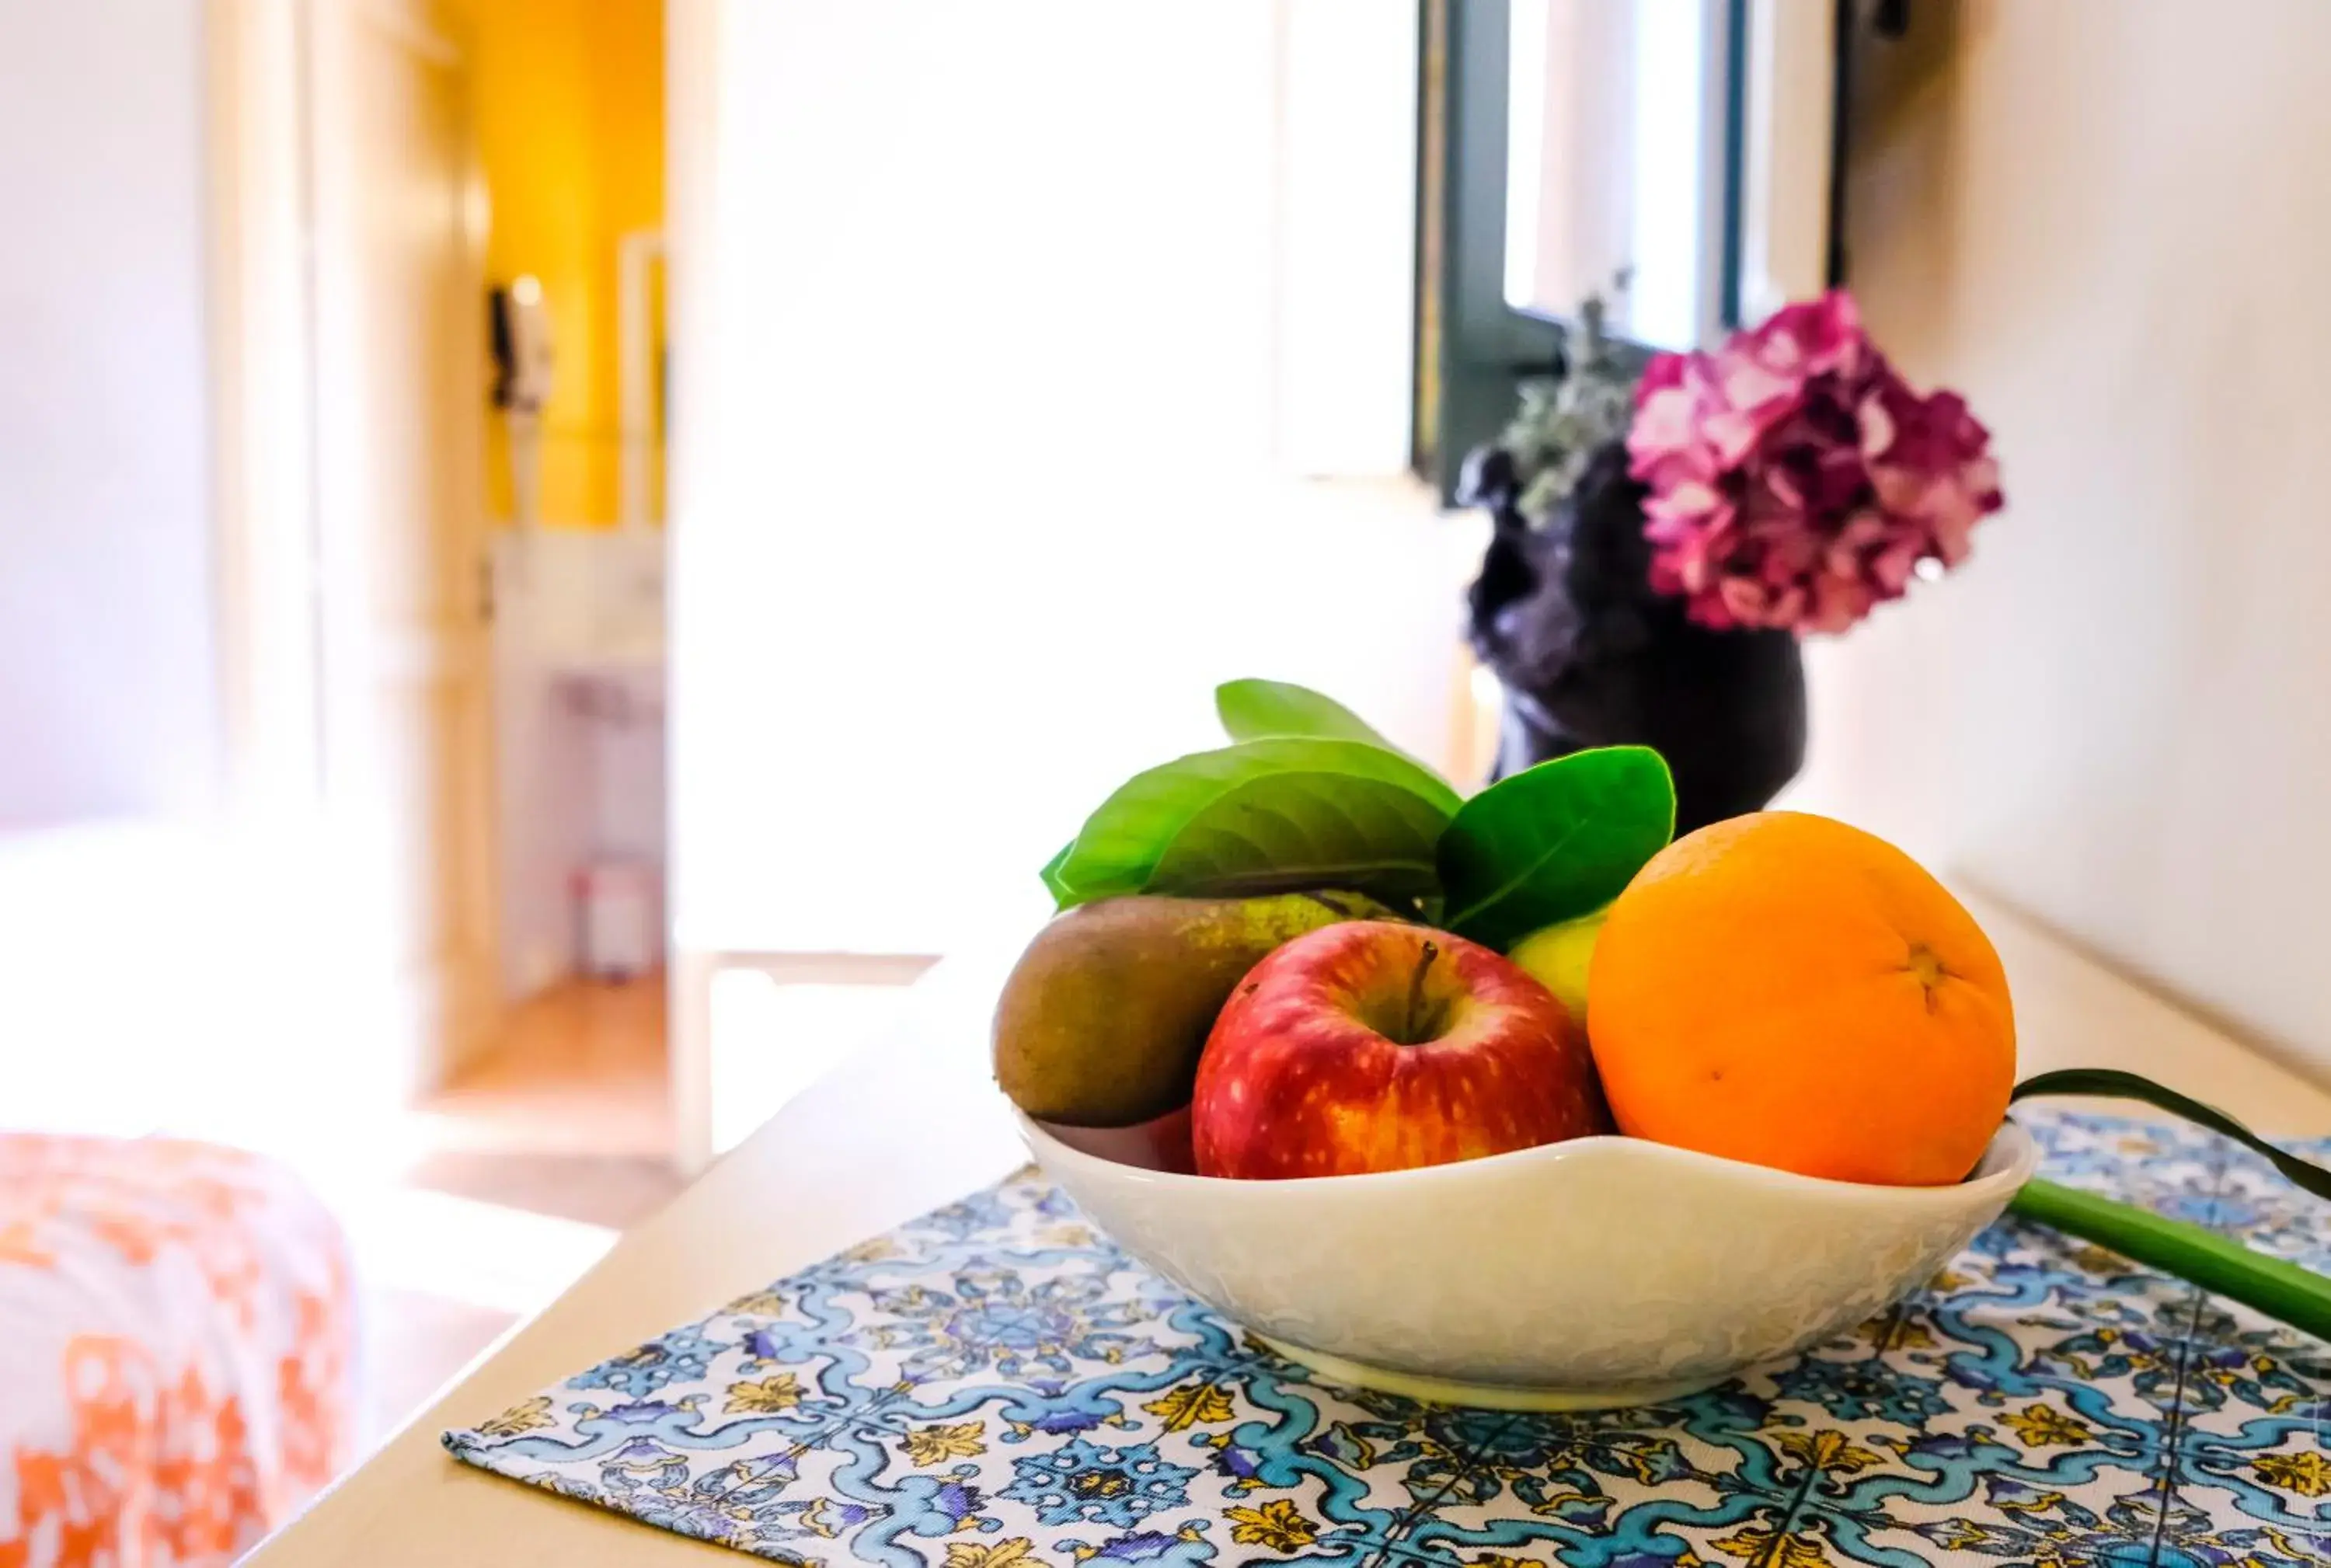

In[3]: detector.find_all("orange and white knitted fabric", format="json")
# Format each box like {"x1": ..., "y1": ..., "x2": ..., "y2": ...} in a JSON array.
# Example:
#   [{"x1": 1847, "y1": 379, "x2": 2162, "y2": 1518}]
[{"x1": 0, "y1": 1135, "x2": 357, "y2": 1567}]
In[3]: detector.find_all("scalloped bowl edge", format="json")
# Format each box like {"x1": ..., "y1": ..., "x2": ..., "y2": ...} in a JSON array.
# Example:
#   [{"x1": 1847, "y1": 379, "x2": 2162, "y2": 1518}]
[{"x1": 1019, "y1": 1115, "x2": 2037, "y2": 1410}]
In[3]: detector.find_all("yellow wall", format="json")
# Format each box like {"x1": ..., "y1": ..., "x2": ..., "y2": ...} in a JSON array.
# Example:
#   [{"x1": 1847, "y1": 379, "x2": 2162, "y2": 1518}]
[{"x1": 457, "y1": 0, "x2": 664, "y2": 527}]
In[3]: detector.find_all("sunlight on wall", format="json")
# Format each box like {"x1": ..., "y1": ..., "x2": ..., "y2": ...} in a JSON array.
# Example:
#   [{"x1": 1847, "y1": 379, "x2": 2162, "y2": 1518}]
[
  {"x1": 455, "y1": 0, "x2": 664, "y2": 528},
  {"x1": 670, "y1": 2, "x2": 1453, "y2": 960},
  {"x1": 2, "y1": 0, "x2": 220, "y2": 824},
  {"x1": 708, "y1": 974, "x2": 917, "y2": 1155},
  {"x1": 336, "y1": 1185, "x2": 615, "y2": 1317}
]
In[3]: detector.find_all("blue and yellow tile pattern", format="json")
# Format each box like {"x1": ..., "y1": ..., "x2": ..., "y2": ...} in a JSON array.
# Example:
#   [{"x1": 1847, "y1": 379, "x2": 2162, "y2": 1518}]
[{"x1": 447, "y1": 1111, "x2": 2329, "y2": 1566}]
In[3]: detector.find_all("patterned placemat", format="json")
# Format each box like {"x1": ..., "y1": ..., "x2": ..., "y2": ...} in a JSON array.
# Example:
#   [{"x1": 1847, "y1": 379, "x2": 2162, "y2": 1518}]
[{"x1": 445, "y1": 1110, "x2": 2330, "y2": 1566}]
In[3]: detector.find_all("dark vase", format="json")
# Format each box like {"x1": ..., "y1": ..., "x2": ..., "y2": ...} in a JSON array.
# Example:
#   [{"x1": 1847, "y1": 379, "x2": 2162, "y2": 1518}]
[{"x1": 1462, "y1": 440, "x2": 1807, "y2": 836}]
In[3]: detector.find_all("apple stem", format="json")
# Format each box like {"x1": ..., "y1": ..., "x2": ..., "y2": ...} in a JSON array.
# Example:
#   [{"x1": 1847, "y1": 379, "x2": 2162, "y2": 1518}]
[{"x1": 1405, "y1": 940, "x2": 1439, "y2": 1044}]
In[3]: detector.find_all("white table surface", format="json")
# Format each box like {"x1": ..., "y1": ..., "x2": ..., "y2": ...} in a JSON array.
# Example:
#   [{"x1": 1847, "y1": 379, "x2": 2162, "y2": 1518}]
[{"x1": 244, "y1": 894, "x2": 2331, "y2": 1566}]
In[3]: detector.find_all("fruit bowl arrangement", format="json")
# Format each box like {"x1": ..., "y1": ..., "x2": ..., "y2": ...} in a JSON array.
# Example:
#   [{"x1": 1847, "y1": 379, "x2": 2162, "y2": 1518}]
[{"x1": 992, "y1": 680, "x2": 2331, "y2": 1409}]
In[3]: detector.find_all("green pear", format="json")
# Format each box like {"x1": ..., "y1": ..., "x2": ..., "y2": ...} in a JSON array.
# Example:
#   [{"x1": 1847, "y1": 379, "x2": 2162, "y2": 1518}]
[
  {"x1": 994, "y1": 890, "x2": 1395, "y2": 1127},
  {"x1": 1507, "y1": 904, "x2": 1611, "y2": 1023}
]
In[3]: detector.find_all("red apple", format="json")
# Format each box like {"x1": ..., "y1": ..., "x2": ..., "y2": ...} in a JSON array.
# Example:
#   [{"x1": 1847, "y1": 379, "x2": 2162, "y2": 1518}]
[{"x1": 1191, "y1": 921, "x2": 1611, "y2": 1179}]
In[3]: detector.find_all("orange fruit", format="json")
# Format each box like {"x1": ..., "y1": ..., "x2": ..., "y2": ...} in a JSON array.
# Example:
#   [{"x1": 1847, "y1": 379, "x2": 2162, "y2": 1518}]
[{"x1": 1587, "y1": 811, "x2": 2014, "y2": 1186}]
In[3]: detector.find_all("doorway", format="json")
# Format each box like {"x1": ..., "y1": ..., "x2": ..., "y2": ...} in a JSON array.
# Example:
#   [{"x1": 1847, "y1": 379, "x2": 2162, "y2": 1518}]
[
  {"x1": 215, "y1": 0, "x2": 674, "y2": 1103},
  {"x1": 207, "y1": 0, "x2": 677, "y2": 1440},
  {"x1": 306, "y1": 0, "x2": 500, "y2": 1095}
]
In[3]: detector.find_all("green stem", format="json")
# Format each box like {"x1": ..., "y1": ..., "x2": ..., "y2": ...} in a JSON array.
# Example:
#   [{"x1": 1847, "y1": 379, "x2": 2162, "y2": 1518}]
[
  {"x1": 2009, "y1": 1178, "x2": 2331, "y2": 1341},
  {"x1": 2013, "y1": 1068, "x2": 2331, "y2": 1201},
  {"x1": 1403, "y1": 940, "x2": 1440, "y2": 1045}
]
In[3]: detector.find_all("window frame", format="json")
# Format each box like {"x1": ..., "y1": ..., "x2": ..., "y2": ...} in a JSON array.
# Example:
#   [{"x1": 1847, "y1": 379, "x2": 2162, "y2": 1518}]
[{"x1": 1413, "y1": 0, "x2": 1779, "y2": 504}]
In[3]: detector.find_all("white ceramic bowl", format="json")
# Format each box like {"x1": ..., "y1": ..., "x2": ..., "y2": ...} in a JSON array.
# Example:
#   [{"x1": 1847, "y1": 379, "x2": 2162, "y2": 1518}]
[{"x1": 1020, "y1": 1113, "x2": 2037, "y2": 1410}]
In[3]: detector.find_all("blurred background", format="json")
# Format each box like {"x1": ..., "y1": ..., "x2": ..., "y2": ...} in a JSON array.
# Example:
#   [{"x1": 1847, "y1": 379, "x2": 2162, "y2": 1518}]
[{"x1": 4, "y1": 0, "x2": 2329, "y2": 1549}]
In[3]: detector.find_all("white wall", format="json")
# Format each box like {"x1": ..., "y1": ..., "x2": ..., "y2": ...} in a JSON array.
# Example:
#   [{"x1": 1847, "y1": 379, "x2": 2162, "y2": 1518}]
[
  {"x1": 0, "y1": 0, "x2": 220, "y2": 827},
  {"x1": 0, "y1": 5, "x2": 346, "y2": 1148},
  {"x1": 1793, "y1": 0, "x2": 2331, "y2": 1076},
  {"x1": 671, "y1": 1, "x2": 1449, "y2": 960}
]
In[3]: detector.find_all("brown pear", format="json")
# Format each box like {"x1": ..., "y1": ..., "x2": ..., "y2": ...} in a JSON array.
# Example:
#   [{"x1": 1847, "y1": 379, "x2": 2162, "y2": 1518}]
[{"x1": 994, "y1": 890, "x2": 1395, "y2": 1127}]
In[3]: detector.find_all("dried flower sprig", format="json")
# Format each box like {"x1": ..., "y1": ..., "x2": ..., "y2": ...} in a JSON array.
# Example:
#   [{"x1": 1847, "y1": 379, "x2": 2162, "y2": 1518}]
[{"x1": 1493, "y1": 289, "x2": 1641, "y2": 530}]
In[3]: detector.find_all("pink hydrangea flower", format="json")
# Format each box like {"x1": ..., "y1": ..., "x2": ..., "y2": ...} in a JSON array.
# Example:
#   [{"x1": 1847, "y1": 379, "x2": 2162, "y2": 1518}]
[{"x1": 1625, "y1": 290, "x2": 2002, "y2": 635}]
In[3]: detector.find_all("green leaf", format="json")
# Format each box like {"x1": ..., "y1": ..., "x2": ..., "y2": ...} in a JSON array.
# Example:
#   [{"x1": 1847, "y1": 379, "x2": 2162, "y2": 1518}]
[
  {"x1": 1214, "y1": 679, "x2": 1455, "y2": 791},
  {"x1": 2007, "y1": 1069, "x2": 2331, "y2": 1339},
  {"x1": 1436, "y1": 746, "x2": 1675, "y2": 950},
  {"x1": 2012, "y1": 1068, "x2": 2331, "y2": 1203},
  {"x1": 1216, "y1": 679, "x2": 1399, "y2": 749},
  {"x1": 1145, "y1": 773, "x2": 1451, "y2": 904},
  {"x1": 1038, "y1": 841, "x2": 1075, "y2": 903},
  {"x1": 1050, "y1": 738, "x2": 1462, "y2": 911}
]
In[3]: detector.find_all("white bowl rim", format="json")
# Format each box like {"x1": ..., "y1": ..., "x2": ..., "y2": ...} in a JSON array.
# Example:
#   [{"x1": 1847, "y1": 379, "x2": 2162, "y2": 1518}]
[{"x1": 1019, "y1": 1113, "x2": 2040, "y2": 1211}]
